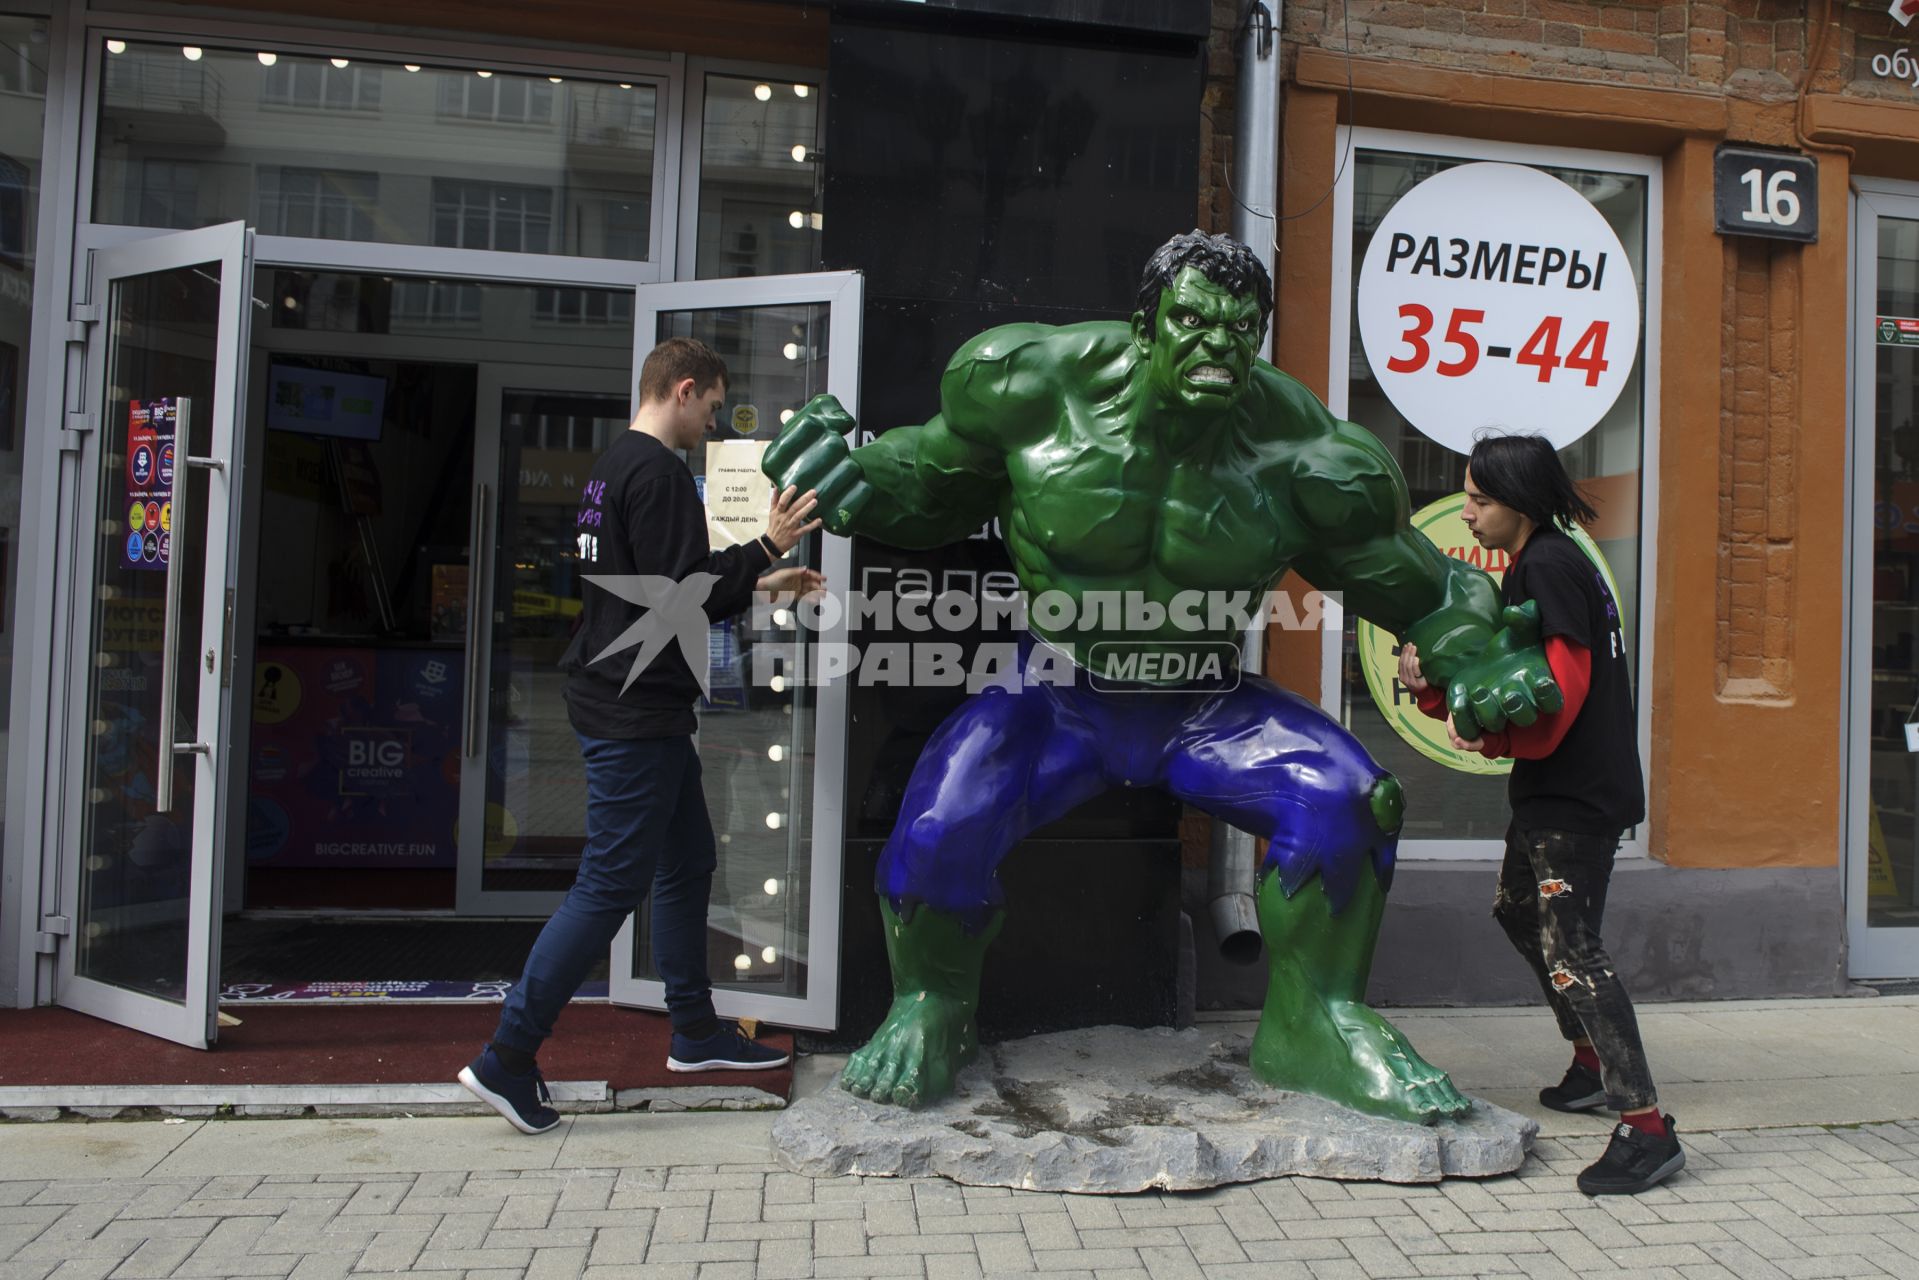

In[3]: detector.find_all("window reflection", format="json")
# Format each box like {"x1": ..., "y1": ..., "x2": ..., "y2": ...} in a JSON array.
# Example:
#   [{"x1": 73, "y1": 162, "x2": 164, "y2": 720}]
[{"x1": 95, "y1": 41, "x2": 659, "y2": 260}]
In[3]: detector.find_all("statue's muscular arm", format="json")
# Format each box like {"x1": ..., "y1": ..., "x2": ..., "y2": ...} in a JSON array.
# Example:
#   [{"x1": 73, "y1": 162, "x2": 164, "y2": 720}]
[
  {"x1": 1270, "y1": 376, "x2": 1503, "y2": 689},
  {"x1": 842, "y1": 325, "x2": 1056, "y2": 549}
]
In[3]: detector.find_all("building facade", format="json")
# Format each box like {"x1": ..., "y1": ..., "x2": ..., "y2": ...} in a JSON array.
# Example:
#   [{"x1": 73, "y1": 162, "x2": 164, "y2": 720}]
[{"x1": 0, "y1": 0, "x2": 1912, "y2": 1060}]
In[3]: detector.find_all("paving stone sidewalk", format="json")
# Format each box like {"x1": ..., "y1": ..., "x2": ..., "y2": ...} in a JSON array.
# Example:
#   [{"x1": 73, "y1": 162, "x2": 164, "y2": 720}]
[{"x1": 3, "y1": 1118, "x2": 1919, "y2": 1279}]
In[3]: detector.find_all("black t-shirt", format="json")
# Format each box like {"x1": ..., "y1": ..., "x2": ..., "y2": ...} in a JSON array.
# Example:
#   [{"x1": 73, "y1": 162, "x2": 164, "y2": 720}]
[
  {"x1": 1501, "y1": 523, "x2": 1645, "y2": 834},
  {"x1": 560, "y1": 431, "x2": 771, "y2": 739}
]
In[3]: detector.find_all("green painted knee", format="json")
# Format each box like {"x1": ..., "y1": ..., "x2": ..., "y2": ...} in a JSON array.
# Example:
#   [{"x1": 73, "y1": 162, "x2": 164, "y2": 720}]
[{"x1": 1368, "y1": 775, "x2": 1404, "y2": 837}]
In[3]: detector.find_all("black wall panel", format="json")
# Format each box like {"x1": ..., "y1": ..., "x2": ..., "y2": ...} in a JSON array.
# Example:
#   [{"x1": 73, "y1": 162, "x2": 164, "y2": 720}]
[{"x1": 810, "y1": 12, "x2": 1203, "y2": 1046}]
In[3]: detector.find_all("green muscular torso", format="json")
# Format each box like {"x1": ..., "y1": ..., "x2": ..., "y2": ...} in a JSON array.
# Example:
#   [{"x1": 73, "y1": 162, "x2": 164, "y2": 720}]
[{"x1": 848, "y1": 322, "x2": 1446, "y2": 673}]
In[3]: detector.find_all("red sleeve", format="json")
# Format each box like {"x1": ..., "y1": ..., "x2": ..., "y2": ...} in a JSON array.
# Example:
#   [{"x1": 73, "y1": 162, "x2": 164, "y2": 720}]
[
  {"x1": 1487, "y1": 636, "x2": 1590, "y2": 760},
  {"x1": 1413, "y1": 683, "x2": 1447, "y2": 721}
]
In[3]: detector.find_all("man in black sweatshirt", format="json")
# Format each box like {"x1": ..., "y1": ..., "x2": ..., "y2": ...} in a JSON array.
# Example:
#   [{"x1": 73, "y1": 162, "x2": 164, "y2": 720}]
[{"x1": 460, "y1": 337, "x2": 822, "y2": 1134}]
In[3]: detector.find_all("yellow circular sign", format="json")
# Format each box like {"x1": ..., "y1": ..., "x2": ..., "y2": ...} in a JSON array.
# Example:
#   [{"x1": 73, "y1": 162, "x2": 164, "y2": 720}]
[
  {"x1": 1355, "y1": 492, "x2": 1623, "y2": 775},
  {"x1": 731, "y1": 404, "x2": 759, "y2": 436},
  {"x1": 160, "y1": 502, "x2": 171, "y2": 534},
  {"x1": 251, "y1": 660, "x2": 303, "y2": 725}
]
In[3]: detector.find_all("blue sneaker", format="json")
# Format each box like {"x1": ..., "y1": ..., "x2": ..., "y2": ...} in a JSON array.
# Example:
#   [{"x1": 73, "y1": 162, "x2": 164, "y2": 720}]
[
  {"x1": 667, "y1": 1021, "x2": 792, "y2": 1072},
  {"x1": 457, "y1": 1045, "x2": 561, "y2": 1134}
]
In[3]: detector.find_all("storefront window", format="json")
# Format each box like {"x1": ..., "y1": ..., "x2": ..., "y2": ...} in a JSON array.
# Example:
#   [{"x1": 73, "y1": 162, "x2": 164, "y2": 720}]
[
  {"x1": 0, "y1": 12, "x2": 47, "y2": 944},
  {"x1": 693, "y1": 74, "x2": 822, "y2": 279},
  {"x1": 1338, "y1": 145, "x2": 1650, "y2": 846},
  {"x1": 92, "y1": 40, "x2": 660, "y2": 261}
]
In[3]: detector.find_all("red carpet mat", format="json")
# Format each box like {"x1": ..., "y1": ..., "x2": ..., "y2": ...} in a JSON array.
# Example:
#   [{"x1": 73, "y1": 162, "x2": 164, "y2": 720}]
[{"x1": 0, "y1": 1006, "x2": 793, "y2": 1096}]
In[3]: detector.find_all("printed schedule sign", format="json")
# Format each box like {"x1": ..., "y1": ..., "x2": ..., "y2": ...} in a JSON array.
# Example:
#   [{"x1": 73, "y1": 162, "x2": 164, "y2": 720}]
[
  {"x1": 704, "y1": 439, "x2": 772, "y2": 548},
  {"x1": 1357, "y1": 162, "x2": 1640, "y2": 454},
  {"x1": 124, "y1": 398, "x2": 177, "y2": 571}
]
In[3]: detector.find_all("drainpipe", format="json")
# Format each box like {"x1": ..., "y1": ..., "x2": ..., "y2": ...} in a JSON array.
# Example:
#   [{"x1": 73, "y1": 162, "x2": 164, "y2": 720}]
[{"x1": 1208, "y1": 0, "x2": 1281, "y2": 966}]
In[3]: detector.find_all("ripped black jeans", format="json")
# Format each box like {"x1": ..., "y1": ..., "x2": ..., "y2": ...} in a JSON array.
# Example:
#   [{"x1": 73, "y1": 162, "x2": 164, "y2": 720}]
[{"x1": 1493, "y1": 821, "x2": 1658, "y2": 1112}]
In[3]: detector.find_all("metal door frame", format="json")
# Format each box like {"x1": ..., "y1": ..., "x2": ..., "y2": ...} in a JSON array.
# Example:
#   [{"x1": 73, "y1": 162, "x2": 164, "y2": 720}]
[
  {"x1": 1847, "y1": 179, "x2": 1919, "y2": 979},
  {"x1": 609, "y1": 268, "x2": 861, "y2": 1032},
  {"x1": 54, "y1": 220, "x2": 253, "y2": 1047}
]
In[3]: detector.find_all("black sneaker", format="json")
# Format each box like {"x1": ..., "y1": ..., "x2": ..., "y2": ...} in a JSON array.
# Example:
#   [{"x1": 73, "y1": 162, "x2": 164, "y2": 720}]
[
  {"x1": 457, "y1": 1045, "x2": 561, "y2": 1134},
  {"x1": 667, "y1": 1021, "x2": 792, "y2": 1072},
  {"x1": 1540, "y1": 1060, "x2": 1607, "y2": 1113},
  {"x1": 1577, "y1": 1116, "x2": 1685, "y2": 1196}
]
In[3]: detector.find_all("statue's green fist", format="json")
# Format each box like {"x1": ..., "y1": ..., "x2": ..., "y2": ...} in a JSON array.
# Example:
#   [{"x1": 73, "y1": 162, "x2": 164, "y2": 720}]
[
  {"x1": 1445, "y1": 600, "x2": 1564, "y2": 740},
  {"x1": 762, "y1": 394, "x2": 873, "y2": 536}
]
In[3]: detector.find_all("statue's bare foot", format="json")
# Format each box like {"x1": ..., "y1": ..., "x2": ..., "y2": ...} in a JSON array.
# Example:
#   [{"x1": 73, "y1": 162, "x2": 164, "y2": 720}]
[
  {"x1": 840, "y1": 991, "x2": 978, "y2": 1109},
  {"x1": 1251, "y1": 996, "x2": 1472, "y2": 1126}
]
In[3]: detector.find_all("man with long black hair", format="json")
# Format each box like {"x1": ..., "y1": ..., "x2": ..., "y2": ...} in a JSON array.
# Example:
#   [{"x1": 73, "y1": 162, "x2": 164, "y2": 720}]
[{"x1": 1400, "y1": 432, "x2": 1678, "y2": 1196}]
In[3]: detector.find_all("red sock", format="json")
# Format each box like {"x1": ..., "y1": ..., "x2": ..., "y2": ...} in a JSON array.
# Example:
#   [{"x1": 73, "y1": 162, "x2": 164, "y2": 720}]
[
  {"x1": 1622, "y1": 1109, "x2": 1668, "y2": 1138},
  {"x1": 1572, "y1": 1043, "x2": 1601, "y2": 1073}
]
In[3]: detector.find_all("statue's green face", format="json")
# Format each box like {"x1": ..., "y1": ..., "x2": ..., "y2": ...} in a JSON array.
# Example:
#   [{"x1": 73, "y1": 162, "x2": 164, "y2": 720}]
[{"x1": 1139, "y1": 266, "x2": 1263, "y2": 413}]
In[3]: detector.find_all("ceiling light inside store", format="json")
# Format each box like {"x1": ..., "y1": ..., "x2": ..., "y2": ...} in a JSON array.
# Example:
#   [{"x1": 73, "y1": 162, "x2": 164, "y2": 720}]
[
  {"x1": 782, "y1": 343, "x2": 801, "y2": 360},
  {"x1": 331, "y1": 57, "x2": 350, "y2": 68},
  {"x1": 779, "y1": 409, "x2": 795, "y2": 424},
  {"x1": 405, "y1": 64, "x2": 421, "y2": 72},
  {"x1": 768, "y1": 745, "x2": 785, "y2": 763},
  {"x1": 734, "y1": 954, "x2": 751, "y2": 971},
  {"x1": 766, "y1": 812, "x2": 783, "y2": 830},
  {"x1": 257, "y1": 52, "x2": 277, "y2": 66},
  {"x1": 477, "y1": 70, "x2": 493, "y2": 78},
  {"x1": 773, "y1": 609, "x2": 790, "y2": 627},
  {"x1": 282, "y1": 296, "x2": 298, "y2": 309},
  {"x1": 769, "y1": 674, "x2": 787, "y2": 693},
  {"x1": 794, "y1": 84, "x2": 810, "y2": 97},
  {"x1": 762, "y1": 946, "x2": 778, "y2": 964},
  {"x1": 754, "y1": 83, "x2": 772, "y2": 101},
  {"x1": 765, "y1": 878, "x2": 781, "y2": 895},
  {"x1": 107, "y1": 39, "x2": 126, "y2": 55},
  {"x1": 619, "y1": 83, "x2": 631, "y2": 89},
  {"x1": 788, "y1": 210, "x2": 805, "y2": 230},
  {"x1": 549, "y1": 76, "x2": 563, "y2": 83},
  {"x1": 182, "y1": 46, "x2": 203, "y2": 61},
  {"x1": 791, "y1": 145, "x2": 809, "y2": 163}
]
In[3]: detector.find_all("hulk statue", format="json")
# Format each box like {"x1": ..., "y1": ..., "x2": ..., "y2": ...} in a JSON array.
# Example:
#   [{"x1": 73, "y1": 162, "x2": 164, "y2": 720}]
[{"x1": 763, "y1": 230, "x2": 1558, "y2": 1124}]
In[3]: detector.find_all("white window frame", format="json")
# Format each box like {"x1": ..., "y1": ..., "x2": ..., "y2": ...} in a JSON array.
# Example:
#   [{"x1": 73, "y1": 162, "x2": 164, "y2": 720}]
[
  {"x1": 69, "y1": 7, "x2": 683, "y2": 280},
  {"x1": 676, "y1": 57, "x2": 825, "y2": 282},
  {"x1": 1325, "y1": 126, "x2": 1663, "y2": 862}
]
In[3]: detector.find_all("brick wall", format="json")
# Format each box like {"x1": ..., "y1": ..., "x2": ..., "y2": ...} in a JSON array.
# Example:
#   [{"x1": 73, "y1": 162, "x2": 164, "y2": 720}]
[{"x1": 1271, "y1": 1, "x2": 1919, "y2": 101}]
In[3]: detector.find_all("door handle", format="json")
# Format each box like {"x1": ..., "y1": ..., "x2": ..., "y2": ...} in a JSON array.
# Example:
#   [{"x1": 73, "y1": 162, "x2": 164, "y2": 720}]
[
  {"x1": 156, "y1": 402, "x2": 224, "y2": 813},
  {"x1": 462, "y1": 481, "x2": 492, "y2": 759}
]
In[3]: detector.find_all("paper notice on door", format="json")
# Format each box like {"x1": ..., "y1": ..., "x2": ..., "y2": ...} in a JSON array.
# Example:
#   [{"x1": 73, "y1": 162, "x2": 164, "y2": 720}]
[{"x1": 704, "y1": 439, "x2": 772, "y2": 548}]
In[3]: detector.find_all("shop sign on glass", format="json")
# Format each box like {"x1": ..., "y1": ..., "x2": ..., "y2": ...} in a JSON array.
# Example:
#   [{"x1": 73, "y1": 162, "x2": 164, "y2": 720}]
[
  {"x1": 1879, "y1": 316, "x2": 1919, "y2": 348},
  {"x1": 1357, "y1": 162, "x2": 1640, "y2": 454},
  {"x1": 1355, "y1": 492, "x2": 1623, "y2": 775},
  {"x1": 1712, "y1": 146, "x2": 1817, "y2": 244},
  {"x1": 124, "y1": 397, "x2": 177, "y2": 571}
]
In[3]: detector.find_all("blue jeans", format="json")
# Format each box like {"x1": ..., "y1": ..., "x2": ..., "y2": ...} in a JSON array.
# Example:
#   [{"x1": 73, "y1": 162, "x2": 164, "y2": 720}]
[{"x1": 493, "y1": 733, "x2": 717, "y2": 1054}]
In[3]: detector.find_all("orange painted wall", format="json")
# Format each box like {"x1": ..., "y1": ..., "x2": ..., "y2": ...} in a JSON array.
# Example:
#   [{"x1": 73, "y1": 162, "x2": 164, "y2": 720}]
[{"x1": 1267, "y1": 52, "x2": 1909, "y2": 872}]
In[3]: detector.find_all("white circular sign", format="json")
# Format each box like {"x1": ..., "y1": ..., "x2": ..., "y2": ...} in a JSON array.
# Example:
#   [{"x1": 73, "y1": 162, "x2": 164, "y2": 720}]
[{"x1": 1357, "y1": 162, "x2": 1639, "y2": 453}]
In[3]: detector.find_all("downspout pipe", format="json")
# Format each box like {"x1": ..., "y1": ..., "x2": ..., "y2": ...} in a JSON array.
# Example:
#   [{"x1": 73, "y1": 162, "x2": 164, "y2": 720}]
[{"x1": 1209, "y1": 0, "x2": 1281, "y2": 966}]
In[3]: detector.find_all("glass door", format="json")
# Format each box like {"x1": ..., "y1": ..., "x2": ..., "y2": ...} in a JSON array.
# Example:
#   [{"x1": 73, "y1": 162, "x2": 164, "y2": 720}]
[
  {"x1": 460, "y1": 361, "x2": 635, "y2": 914},
  {"x1": 58, "y1": 222, "x2": 253, "y2": 1046},
  {"x1": 1851, "y1": 186, "x2": 1919, "y2": 978},
  {"x1": 609, "y1": 270, "x2": 860, "y2": 1031}
]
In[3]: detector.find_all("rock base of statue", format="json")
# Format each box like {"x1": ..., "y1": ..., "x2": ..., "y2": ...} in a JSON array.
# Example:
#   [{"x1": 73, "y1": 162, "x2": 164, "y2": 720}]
[{"x1": 772, "y1": 1025, "x2": 1537, "y2": 1191}]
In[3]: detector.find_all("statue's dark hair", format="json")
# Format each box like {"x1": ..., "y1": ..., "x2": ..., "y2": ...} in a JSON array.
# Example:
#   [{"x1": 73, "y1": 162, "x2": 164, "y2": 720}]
[
  {"x1": 1466, "y1": 432, "x2": 1598, "y2": 532},
  {"x1": 1134, "y1": 230, "x2": 1274, "y2": 342}
]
